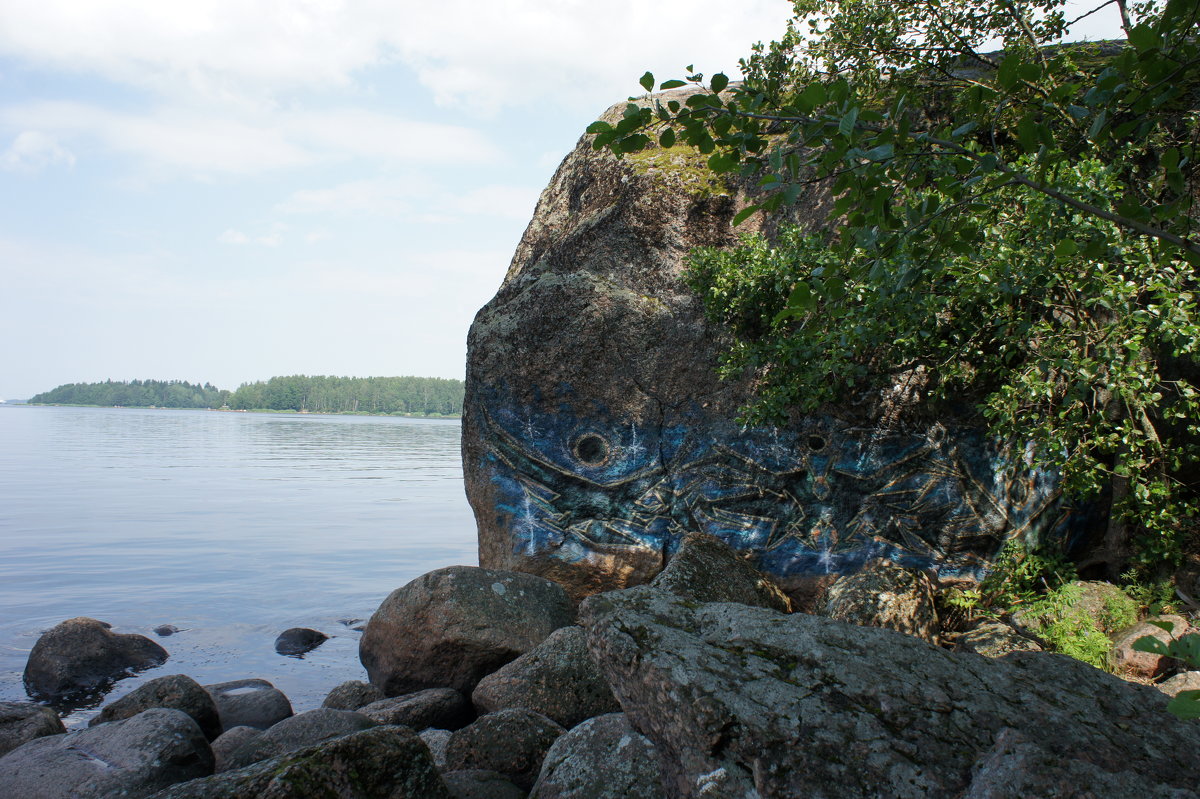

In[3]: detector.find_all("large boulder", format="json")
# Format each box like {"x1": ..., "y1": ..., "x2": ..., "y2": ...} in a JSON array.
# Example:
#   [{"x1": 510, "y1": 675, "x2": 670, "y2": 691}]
[
  {"x1": 0, "y1": 702, "x2": 64, "y2": 757},
  {"x1": 148, "y1": 724, "x2": 449, "y2": 799},
  {"x1": 472, "y1": 625, "x2": 619, "y2": 728},
  {"x1": 0, "y1": 707, "x2": 212, "y2": 799},
  {"x1": 22, "y1": 617, "x2": 168, "y2": 702},
  {"x1": 203, "y1": 678, "x2": 293, "y2": 732},
  {"x1": 462, "y1": 93, "x2": 1070, "y2": 602},
  {"x1": 529, "y1": 713, "x2": 667, "y2": 799},
  {"x1": 90, "y1": 674, "x2": 221, "y2": 741},
  {"x1": 359, "y1": 565, "x2": 574, "y2": 696},
  {"x1": 579, "y1": 585, "x2": 1200, "y2": 798}
]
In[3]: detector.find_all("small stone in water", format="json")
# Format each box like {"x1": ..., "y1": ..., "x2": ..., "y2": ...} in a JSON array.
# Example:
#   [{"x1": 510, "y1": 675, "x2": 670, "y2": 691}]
[
  {"x1": 274, "y1": 628, "x2": 329, "y2": 657},
  {"x1": 153, "y1": 625, "x2": 180, "y2": 637}
]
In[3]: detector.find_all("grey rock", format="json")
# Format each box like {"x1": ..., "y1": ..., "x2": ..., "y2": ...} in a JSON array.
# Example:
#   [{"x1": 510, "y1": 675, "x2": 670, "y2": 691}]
[
  {"x1": 0, "y1": 707, "x2": 212, "y2": 799},
  {"x1": 821, "y1": 558, "x2": 940, "y2": 642},
  {"x1": 321, "y1": 679, "x2": 384, "y2": 710},
  {"x1": 1158, "y1": 671, "x2": 1200, "y2": 697},
  {"x1": 443, "y1": 769, "x2": 526, "y2": 799},
  {"x1": 530, "y1": 713, "x2": 666, "y2": 799},
  {"x1": 204, "y1": 678, "x2": 293, "y2": 732},
  {"x1": 472, "y1": 625, "x2": 619, "y2": 728},
  {"x1": 954, "y1": 621, "x2": 1043, "y2": 658},
  {"x1": 651, "y1": 532, "x2": 792, "y2": 613},
  {"x1": 0, "y1": 702, "x2": 64, "y2": 757},
  {"x1": 154, "y1": 625, "x2": 180, "y2": 636},
  {"x1": 463, "y1": 93, "x2": 1064, "y2": 604},
  {"x1": 218, "y1": 707, "x2": 377, "y2": 771},
  {"x1": 148, "y1": 724, "x2": 450, "y2": 798},
  {"x1": 90, "y1": 674, "x2": 221, "y2": 740},
  {"x1": 359, "y1": 565, "x2": 574, "y2": 696},
  {"x1": 210, "y1": 726, "x2": 262, "y2": 773},
  {"x1": 358, "y1": 688, "x2": 473, "y2": 731},
  {"x1": 273, "y1": 627, "x2": 328, "y2": 656},
  {"x1": 22, "y1": 617, "x2": 169, "y2": 701},
  {"x1": 580, "y1": 585, "x2": 1200, "y2": 798},
  {"x1": 420, "y1": 728, "x2": 452, "y2": 770},
  {"x1": 445, "y1": 708, "x2": 565, "y2": 790}
]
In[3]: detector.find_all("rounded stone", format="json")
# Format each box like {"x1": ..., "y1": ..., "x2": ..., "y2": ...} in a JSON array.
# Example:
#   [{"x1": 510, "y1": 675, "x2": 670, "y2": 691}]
[
  {"x1": 23, "y1": 617, "x2": 169, "y2": 702},
  {"x1": 89, "y1": 673, "x2": 221, "y2": 740},
  {"x1": 274, "y1": 627, "x2": 328, "y2": 657},
  {"x1": 321, "y1": 680, "x2": 385, "y2": 711},
  {"x1": 204, "y1": 678, "x2": 293, "y2": 732},
  {"x1": 359, "y1": 565, "x2": 575, "y2": 696},
  {"x1": 0, "y1": 701, "x2": 65, "y2": 757},
  {"x1": 530, "y1": 713, "x2": 666, "y2": 799}
]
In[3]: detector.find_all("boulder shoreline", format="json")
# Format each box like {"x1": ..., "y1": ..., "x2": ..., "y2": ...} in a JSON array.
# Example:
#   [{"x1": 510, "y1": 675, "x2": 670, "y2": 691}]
[{"x1": 2, "y1": 533, "x2": 1198, "y2": 798}]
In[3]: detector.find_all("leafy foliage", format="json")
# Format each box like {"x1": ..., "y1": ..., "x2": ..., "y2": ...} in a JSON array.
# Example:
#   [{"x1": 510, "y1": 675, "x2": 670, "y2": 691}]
[
  {"x1": 601, "y1": 0, "x2": 1200, "y2": 572},
  {"x1": 1134, "y1": 621, "x2": 1200, "y2": 719}
]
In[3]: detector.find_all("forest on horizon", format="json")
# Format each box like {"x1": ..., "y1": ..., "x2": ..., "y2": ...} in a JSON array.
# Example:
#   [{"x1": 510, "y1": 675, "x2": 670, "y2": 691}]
[{"x1": 28, "y1": 375, "x2": 464, "y2": 416}]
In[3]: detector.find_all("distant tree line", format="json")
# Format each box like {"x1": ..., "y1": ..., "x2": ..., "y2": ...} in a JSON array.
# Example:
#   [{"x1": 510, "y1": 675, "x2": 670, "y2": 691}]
[
  {"x1": 227, "y1": 375, "x2": 462, "y2": 415},
  {"x1": 30, "y1": 379, "x2": 228, "y2": 409},
  {"x1": 30, "y1": 375, "x2": 464, "y2": 416}
]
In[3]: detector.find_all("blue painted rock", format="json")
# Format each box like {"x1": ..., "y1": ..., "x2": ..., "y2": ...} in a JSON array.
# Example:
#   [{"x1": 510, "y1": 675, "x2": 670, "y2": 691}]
[{"x1": 463, "y1": 93, "x2": 1077, "y2": 603}]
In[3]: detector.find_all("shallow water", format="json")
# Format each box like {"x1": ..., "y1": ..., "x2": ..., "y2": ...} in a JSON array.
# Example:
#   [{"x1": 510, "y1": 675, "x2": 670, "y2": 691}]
[{"x1": 0, "y1": 405, "x2": 477, "y2": 726}]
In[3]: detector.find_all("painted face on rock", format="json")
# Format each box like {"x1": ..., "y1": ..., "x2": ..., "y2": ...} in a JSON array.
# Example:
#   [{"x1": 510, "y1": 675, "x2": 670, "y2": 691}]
[{"x1": 476, "y1": 398, "x2": 1081, "y2": 581}]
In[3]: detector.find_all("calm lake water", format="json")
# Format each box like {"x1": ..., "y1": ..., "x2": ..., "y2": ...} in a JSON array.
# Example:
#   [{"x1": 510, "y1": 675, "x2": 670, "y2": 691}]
[{"x1": 0, "y1": 405, "x2": 477, "y2": 727}]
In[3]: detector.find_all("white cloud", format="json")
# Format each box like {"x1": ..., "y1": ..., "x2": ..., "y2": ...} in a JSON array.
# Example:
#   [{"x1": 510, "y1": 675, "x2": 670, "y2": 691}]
[
  {"x1": 218, "y1": 224, "x2": 286, "y2": 246},
  {"x1": 278, "y1": 178, "x2": 540, "y2": 223},
  {"x1": 0, "y1": 102, "x2": 499, "y2": 177},
  {"x1": 0, "y1": 130, "x2": 75, "y2": 172},
  {"x1": 0, "y1": 1, "x2": 794, "y2": 113}
]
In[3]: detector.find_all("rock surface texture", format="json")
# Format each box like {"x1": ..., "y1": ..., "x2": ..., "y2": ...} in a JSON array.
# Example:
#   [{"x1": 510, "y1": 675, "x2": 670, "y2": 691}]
[
  {"x1": 821, "y1": 558, "x2": 940, "y2": 642},
  {"x1": 0, "y1": 707, "x2": 212, "y2": 799},
  {"x1": 0, "y1": 702, "x2": 64, "y2": 757},
  {"x1": 462, "y1": 92, "x2": 1071, "y2": 602},
  {"x1": 90, "y1": 674, "x2": 221, "y2": 741},
  {"x1": 529, "y1": 712, "x2": 667, "y2": 799},
  {"x1": 359, "y1": 565, "x2": 574, "y2": 696},
  {"x1": 149, "y1": 725, "x2": 448, "y2": 799},
  {"x1": 471, "y1": 625, "x2": 620, "y2": 728},
  {"x1": 444, "y1": 707, "x2": 565, "y2": 790},
  {"x1": 578, "y1": 585, "x2": 1200, "y2": 798},
  {"x1": 204, "y1": 678, "x2": 293, "y2": 732},
  {"x1": 22, "y1": 617, "x2": 168, "y2": 701}
]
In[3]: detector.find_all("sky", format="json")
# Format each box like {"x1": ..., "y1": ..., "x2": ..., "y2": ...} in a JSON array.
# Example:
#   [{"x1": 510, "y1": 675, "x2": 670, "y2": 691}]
[{"x1": 0, "y1": 1, "x2": 1122, "y2": 400}]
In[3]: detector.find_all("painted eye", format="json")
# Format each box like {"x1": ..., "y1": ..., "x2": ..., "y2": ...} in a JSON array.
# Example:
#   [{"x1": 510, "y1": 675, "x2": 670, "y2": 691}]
[
  {"x1": 572, "y1": 433, "x2": 610, "y2": 466},
  {"x1": 807, "y1": 435, "x2": 827, "y2": 452}
]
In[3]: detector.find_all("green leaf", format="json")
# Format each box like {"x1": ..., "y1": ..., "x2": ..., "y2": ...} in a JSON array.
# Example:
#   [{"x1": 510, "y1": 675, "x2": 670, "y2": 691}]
[
  {"x1": 640, "y1": 71, "x2": 655, "y2": 92},
  {"x1": 786, "y1": 280, "x2": 815, "y2": 311},
  {"x1": 1132, "y1": 635, "x2": 1169, "y2": 656},
  {"x1": 838, "y1": 107, "x2": 859, "y2": 138},
  {"x1": 952, "y1": 121, "x2": 977, "y2": 138},
  {"x1": 1166, "y1": 690, "x2": 1200, "y2": 720},
  {"x1": 585, "y1": 121, "x2": 613, "y2": 135},
  {"x1": 660, "y1": 79, "x2": 687, "y2": 90},
  {"x1": 732, "y1": 204, "x2": 761, "y2": 226},
  {"x1": 659, "y1": 128, "x2": 676, "y2": 148},
  {"x1": 997, "y1": 55, "x2": 1022, "y2": 90},
  {"x1": 1054, "y1": 239, "x2": 1079, "y2": 257},
  {"x1": 711, "y1": 73, "x2": 729, "y2": 93}
]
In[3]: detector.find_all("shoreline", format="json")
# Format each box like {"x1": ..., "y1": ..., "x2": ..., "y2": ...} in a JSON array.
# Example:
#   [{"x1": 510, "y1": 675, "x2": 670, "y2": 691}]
[{"x1": 21, "y1": 404, "x2": 461, "y2": 420}]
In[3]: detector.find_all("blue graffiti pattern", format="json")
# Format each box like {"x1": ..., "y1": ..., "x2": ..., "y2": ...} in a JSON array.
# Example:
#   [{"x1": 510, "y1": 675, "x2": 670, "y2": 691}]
[{"x1": 477, "y1": 397, "x2": 1081, "y2": 579}]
